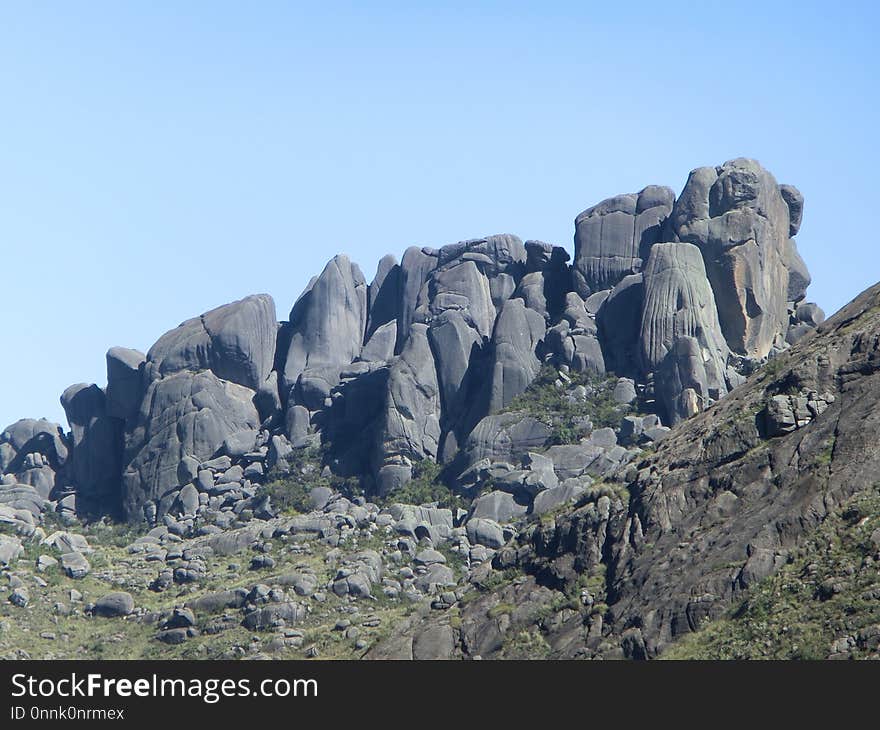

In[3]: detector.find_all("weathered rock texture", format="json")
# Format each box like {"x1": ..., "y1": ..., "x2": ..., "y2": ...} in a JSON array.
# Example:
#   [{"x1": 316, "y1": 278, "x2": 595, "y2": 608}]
[
  {"x1": 0, "y1": 158, "x2": 820, "y2": 523},
  {"x1": 367, "y1": 280, "x2": 880, "y2": 660}
]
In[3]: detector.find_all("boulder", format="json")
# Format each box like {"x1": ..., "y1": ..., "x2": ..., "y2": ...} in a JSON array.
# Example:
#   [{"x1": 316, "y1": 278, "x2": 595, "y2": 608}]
[
  {"x1": 573, "y1": 185, "x2": 675, "y2": 295},
  {"x1": 60, "y1": 551, "x2": 90, "y2": 579},
  {"x1": 282, "y1": 256, "x2": 366, "y2": 393},
  {"x1": 373, "y1": 324, "x2": 441, "y2": 495},
  {"x1": 0, "y1": 535, "x2": 22, "y2": 566},
  {"x1": 487, "y1": 298, "x2": 545, "y2": 412},
  {"x1": 469, "y1": 490, "x2": 528, "y2": 523},
  {"x1": 121, "y1": 370, "x2": 260, "y2": 521},
  {"x1": 669, "y1": 159, "x2": 797, "y2": 358},
  {"x1": 597, "y1": 274, "x2": 644, "y2": 379},
  {"x1": 146, "y1": 294, "x2": 277, "y2": 391},
  {"x1": 93, "y1": 592, "x2": 134, "y2": 618},
  {"x1": 366, "y1": 254, "x2": 401, "y2": 341}
]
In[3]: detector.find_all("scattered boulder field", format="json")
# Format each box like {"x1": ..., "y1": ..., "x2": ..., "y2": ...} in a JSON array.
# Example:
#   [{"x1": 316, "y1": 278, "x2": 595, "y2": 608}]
[{"x1": 4, "y1": 157, "x2": 869, "y2": 661}]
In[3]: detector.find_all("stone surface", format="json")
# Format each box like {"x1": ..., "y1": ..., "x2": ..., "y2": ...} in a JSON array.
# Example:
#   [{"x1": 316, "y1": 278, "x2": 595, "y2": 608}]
[{"x1": 669, "y1": 158, "x2": 793, "y2": 358}]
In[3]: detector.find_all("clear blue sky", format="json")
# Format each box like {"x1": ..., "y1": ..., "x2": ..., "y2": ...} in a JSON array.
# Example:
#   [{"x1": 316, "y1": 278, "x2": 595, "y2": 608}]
[{"x1": 1, "y1": 1, "x2": 877, "y2": 429}]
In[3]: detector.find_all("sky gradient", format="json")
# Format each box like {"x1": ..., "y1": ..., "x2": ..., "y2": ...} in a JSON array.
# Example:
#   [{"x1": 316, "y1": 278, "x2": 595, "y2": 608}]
[{"x1": 1, "y1": 1, "x2": 878, "y2": 428}]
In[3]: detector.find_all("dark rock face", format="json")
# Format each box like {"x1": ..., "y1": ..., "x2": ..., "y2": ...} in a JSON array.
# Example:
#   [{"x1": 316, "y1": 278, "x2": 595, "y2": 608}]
[{"x1": 61, "y1": 383, "x2": 124, "y2": 515}]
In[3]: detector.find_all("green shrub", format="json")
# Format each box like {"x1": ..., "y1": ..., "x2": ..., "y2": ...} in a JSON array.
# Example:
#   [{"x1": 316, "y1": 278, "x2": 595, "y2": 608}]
[{"x1": 507, "y1": 365, "x2": 624, "y2": 444}]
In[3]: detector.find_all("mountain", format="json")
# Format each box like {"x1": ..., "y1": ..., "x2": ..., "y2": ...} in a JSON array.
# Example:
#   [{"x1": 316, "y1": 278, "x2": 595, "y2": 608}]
[{"x1": 4, "y1": 157, "x2": 871, "y2": 662}]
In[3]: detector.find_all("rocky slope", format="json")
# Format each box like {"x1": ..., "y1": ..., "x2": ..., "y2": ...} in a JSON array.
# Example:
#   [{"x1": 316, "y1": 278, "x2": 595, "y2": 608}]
[
  {"x1": 4, "y1": 156, "x2": 867, "y2": 661},
  {"x1": 366, "y1": 281, "x2": 880, "y2": 658}
]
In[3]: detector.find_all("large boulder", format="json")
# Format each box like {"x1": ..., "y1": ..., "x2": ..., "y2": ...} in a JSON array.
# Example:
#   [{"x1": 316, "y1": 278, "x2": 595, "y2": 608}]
[
  {"x1": 373, "y1": 324, "x2": 441, "y2": 495},
  {"x1": 121, "y1": 370, "x2": 260, "y2": 521},
  {"x1": 573, "y1": 186, "x2": 675, "y2": 295},
  {"x1": 0, "y1": 419, "x2": 68, "y2": 475},
  {"x1": 597, "y1": 274, "x2": 644, "y2": 379},
  {"x1": 282, "y1": 256, "x2": 367, "y2": 393},
  {"x1": 146, "y1": 294, "x2": 277, "y2": 391},
  {"x1": 365, "y1": 254, "x2": 401, "y2": 342},
  {"x1": 668, "y1": 159, "x2": 798, "y2": 358},
  {"x1": 487, "y1": 298, "x2": 545, "y2": 413},
  {"x1": 639, "y1": 242, "x2": 729, "y2": 422}
]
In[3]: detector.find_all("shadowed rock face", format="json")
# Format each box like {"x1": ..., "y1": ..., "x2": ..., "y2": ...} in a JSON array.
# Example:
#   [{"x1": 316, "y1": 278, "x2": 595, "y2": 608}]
[{"x1": 1, "y1": 158, "x2": 821, "y2": 523}]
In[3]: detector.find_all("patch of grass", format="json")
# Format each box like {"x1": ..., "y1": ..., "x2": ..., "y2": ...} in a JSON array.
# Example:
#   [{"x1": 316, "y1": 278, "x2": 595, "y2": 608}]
[
  {"x1": 507, "y1": 365, "x2": 625, "y2": 445},
  {"x1": 487, "y1": 602, "x2": 515, "y2": 619},
  {"x1": 256, "y1": 446, "x2": 359, "y2": 515},
  {"x1": 384, "y1": 460, "x2": 466, "y2": 511},
  {"x1": 501, "y1": 628, "x2": 552, "y2": 659},
  {"x1": 663, "y1": 484, "x2": 880, "y2": 660}
]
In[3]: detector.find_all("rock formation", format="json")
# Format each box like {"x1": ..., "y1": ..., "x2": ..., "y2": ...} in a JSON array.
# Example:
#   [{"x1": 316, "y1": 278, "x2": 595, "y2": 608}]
[{"x1": 0, "y1": 158, "x2": 822, "y2": 526}]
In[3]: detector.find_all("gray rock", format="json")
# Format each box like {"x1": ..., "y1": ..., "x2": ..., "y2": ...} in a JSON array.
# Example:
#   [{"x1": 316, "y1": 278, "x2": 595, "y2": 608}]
[
  {"x1": 457, "y1": 413, "x2": 552, "y2": 477},
  {"x1": 121, "y1": 370, "x2": 259, "y2": 521},
  {"x1": 177, "y1": 455, "x2": 200, "y2": 486},
  {"x1": 487, "y1": 298, "x2": 545, "y2": 412},
  {"x1": 94, "y1": 591, "x2": 134, "y2": 617},
  {"x1": 573, "y1": 185, "x2": 675, "y2": 294},
  {"x1": 282, "y1": 255, "x2": 367, "y2": 393},
  {"x1": 669, "y1": 159, "x2": 796, "y2": 358},
  {"x1": 412, "y1": 624, "x2": 455, "y2": 660},
  {"x1": 309, "y1": 486, "x2": 334, "y2": 511},
  {"x1": 612, "y1": 378, "x2": 637, "y2": 405},
  {"x1": 160, "y1": 608, "x2": 196, "y2": 630},
  {"x1": 414, "y1": 563, "x2": 456, "y2": 593},
  {"x1": 639, "y1": 241, "x2": 729, "y2": 421},
  {"x1": 0, "y1": 535, "x2": 22, "y2": 566},
  {"x1": 61, "y1": 382, "x2": 124, "y2": 515},
  {"x1": 589, "y1": 427, "x2": 617, "y2": 448},
  {"x1": 465, "y1": 518, "x2": 505, "y2": 549},
  {"x1": 156, "y1": 628, "x2": 188, "y2": 644},
  {"x1": 783, "y1": 237, "x2": 811, "y2": 302},
  {"x1": 545, "y1": 444, "x2": 604, "y2": 480},
  {"x1": 178, "y1": 484, "x2": 200, "y2": 516},
  {"x1": 60, "y1": 552, "x2": 90, "y2": 579},
  {"x1": 9, "y1": 587, "x2": 29, "y2": 608},
  {"x1": 366, "y1": 254, "x2": 402, "y2": 341},
  {"x1": 469, "y1": 490, "x2": 527, "y2": 523},
  {"x1": 597, "y1": 274, "x2": 644, "y2": 378},
  {"x1": 796, "y1": 302, "x2": 825, "y2": 327},
  {"x1": 186, "y1": 589, "x2": 247, "y2": 613},
  {"x1": 779, "y1": 184, "x2": 804, "y2": 236},
  {"x1": 146, "y1": 294, "x2": 277, "y2": 391},
  {"x1": 0, "y1": 484, "x2": 49, "y2": 517},
  {"x1": 532, "y1": 483, "x2": 588, "y2": 515},
  {"x1": 374, "y1": 324, "x2": 441, "y2": 495},
  {"x1": 360, "y1": 320, "x2": 397, "y2": 363},
  {"x1": 105, "y1": 347, "x2": 145, "y2": 421},
  {"x1": 222, "y1": 430, "x2": 258, "y2": 458}
]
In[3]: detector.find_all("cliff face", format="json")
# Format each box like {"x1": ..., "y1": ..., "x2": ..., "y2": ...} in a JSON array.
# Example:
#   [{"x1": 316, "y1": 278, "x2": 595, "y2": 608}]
[
  {"x1": 366, "y1": 281, "x2": 880, "y2": 659},
  {"x1": 0, "y1": 158, "x2": 821, "y2": 529}
]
